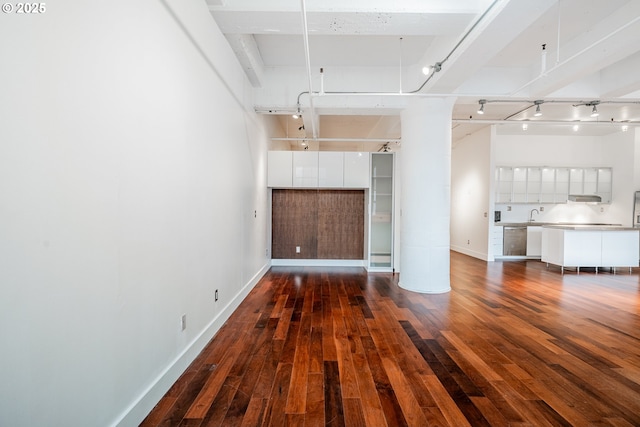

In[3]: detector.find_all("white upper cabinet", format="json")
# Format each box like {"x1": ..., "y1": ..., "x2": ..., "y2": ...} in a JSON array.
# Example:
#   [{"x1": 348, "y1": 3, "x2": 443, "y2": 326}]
[
  {"x1": 344, "y1": 152, "x2": 370, "y2": 188},
  {"x1": 495, "y1": 165, "x2": 612, "y2": 203},
  {"x1": 495, "y1": 167, "x2": 513, "y2": 203},
  {"x1": 596, "y1": 168, "x2": 612, "y2": 203},
  {"x1": 318, "y1": 152, "x2": 344, "y2": 188},
  {"x1": 267, "y1": 151, "x2": 292, "y2": 187},
  {"x1": 293, "y1": 151, "x2": 319, "y2": 187},
  {"x1": 268, "y1": 151, "x2": 370, "y2": 189}
]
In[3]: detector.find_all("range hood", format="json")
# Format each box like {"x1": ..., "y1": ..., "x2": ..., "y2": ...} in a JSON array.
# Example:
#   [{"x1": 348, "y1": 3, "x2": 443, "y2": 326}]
[{"x1": 568, "y1": 194, "x2": 602, "y2": 203}]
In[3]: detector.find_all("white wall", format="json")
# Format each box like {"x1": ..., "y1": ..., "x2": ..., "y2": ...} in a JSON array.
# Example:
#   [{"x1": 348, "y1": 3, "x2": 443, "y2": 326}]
[
  {"x1": 0, "y1": 1, "x2": 269, "y2": 426},
  {"x1": 451, "y1": 126, "x2": 492, "y2": 260}
]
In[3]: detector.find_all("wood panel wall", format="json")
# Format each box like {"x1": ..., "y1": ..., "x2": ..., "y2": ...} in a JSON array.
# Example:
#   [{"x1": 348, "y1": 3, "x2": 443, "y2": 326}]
[{"x1": 272, "y1": 189, "x2": 365, "y2": 259}]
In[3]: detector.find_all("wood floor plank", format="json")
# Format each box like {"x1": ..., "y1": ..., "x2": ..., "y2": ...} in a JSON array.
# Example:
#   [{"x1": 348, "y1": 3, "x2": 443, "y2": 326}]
[
  {"x1": 304, "y1": 372, "x2": 324, "y2": 427},
  {"x1": 285, "y1": 312, "x2": 312, "y2": 414},
  {"x1": 323, "y1": 360, "x2": 345, "y2": 427},
  {"x1": 141, "y1": 255, "x2": 640, "y2": 427}
]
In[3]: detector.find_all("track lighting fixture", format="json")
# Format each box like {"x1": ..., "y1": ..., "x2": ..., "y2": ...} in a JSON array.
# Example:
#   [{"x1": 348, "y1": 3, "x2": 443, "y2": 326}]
[
  {"x1": 477, "y1": 99, "x2": 486, "y2": 115},
  {"x1": 292, "y1": 104, "x2": 301, "y2": 119},
  {"x1": 460, "y1": 99, "x2": 638, "y2": 127},
  {"x1": 533, "y1": 100, "x2": 543, "y2": 117},
  {"x1": 421, "y1": 62, "x2": 442, "y2": 76}
]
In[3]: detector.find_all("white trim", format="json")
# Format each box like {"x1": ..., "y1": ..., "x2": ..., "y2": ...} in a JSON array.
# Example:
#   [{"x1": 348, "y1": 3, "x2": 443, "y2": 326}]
[
  {"x1": 450, "y1": 245, "x2": 491, "y2": 261},
  {"x1": 271, "y1": 259, "x2": 366, "y2": 267},
  {"x1": 112, "y1": 261, "x2": 271, "y2": 427}
]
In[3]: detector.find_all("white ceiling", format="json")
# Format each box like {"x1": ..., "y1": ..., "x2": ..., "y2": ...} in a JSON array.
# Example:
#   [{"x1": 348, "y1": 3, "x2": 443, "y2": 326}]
[{"x1": 207, "y1": 0, "x2": 640, "y2": 151}]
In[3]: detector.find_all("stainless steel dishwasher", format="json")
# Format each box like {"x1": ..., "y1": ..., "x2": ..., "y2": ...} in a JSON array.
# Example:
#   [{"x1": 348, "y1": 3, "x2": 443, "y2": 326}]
[{"x1": 503, "y1": 226, "x2": 527, "y2": 256}]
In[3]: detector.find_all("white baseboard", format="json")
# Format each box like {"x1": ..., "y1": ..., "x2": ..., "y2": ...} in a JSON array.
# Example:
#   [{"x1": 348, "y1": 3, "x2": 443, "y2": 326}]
[
  {"x1": 450, "y1": 245, "x2": 490, "y2": 261},
  {"x1": 112, "y1": 261, "x2": 271, "y2": 427},
  {"x1": 271, "y1": 259, "x2": 366, "y2": 267}
]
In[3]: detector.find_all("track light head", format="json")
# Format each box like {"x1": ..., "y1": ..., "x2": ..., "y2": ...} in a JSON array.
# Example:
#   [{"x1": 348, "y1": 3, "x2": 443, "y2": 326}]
[
  {"x1": 477, "y1": 99, "x2": 486, "y2": 115},
  {"x1": 421, "y1": 62, "x2": 442, "y2": 76},
  {"x1": 590, "y1": 104, "x2": 599, "y2": 117},
  {"x1": 533, "y1": 100, "x2": 543, "y2": 117}
]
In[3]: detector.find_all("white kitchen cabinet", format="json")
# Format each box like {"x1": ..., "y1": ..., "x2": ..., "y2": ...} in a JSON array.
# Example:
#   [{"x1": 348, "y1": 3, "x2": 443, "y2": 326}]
[
  {"x1": 597, "y1": 168, "x2": 612, "y2": 203},
  {"x1": 512, "y1": 167, "x2": 527, "y2": 203},
  {"x1": 495, "y1": 167, "x2": 513, "y2": 203},
  {"x1": 318, "y1": 152, "x2": 343, "y2": 187},
  {"x1": 555, "y1": 168, "x2": 570, "y2": 202},
  {"x1": 562, "y1": 230, "x2": 602, "y2": 266},
  {"x1": 526, "y1": 226, "x2": 542, "y2": 257},
  {"x1": 569, "y1": 168, "x2": 583, "y2": 195},
  {"x1": 293, "y1": 151, "x2": 319, "y2": 187},
  {"x1": 601, "y1": 231, "x2": 639, "y2": 267},
  {"x1": 492, "y1": 226, "x2": 504, "y2": 259},
  {"x1": 344, "y1": 152, "x2": 370, "y2": 188},
  {"x1": 527, "y1": 167, "x2": 541, "y2": 203},
  {"x1": 583, "y1": 168, "x2": 598, "y2": 195},
  {"x1": 540, "y1": 167, "x2": 555, "y2": 203},
  {"x1": 542, "y1": 227, "x2": 639, "y2": 272},
  {"x1": 494, "y1": 166, "x2": 612, "y2": 203},
  {"x1": 267, "y1": 151, "x2": 293, "y2": 187}
]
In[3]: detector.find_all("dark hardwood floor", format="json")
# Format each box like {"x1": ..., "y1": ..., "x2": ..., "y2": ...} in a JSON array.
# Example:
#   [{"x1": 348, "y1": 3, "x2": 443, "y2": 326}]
[{"x1": 141, "y1": 252, "x2": 640, "y2": 426}]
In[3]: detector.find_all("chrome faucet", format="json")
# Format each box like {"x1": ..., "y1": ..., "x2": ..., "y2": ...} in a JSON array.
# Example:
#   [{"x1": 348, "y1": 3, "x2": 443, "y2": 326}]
[{"x1": 529, "y1": 208, "x2": 539, "y2": 222}]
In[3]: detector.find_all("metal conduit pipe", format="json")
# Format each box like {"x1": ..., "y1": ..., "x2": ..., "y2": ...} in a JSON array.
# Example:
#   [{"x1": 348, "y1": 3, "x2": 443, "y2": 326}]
[
  {"x1": 510, "y1": 14, "x2": 640, "y2": 95},
  {"x1": 294, "y1": 0, "x2": 502, "y2": 108},
  {"x1": 300, "y1": 0, "x2": 318, "y2": 139}
]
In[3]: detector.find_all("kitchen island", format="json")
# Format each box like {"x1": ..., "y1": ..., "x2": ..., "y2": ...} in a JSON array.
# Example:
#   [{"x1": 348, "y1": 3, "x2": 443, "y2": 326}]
[{"x1": 541, "y1": 225, "x2": 639, "y2": 274}]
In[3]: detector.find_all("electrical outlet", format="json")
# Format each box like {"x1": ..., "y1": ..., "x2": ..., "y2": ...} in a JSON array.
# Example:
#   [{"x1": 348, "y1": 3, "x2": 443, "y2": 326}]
[
  {"x1": 296, "y1": 246, "x2": 301, "y2": 253},
  {"x1": 215, "y1": 289, "x2": 219, "y2": 302},
  {"x1": 467, "y1": 240, "x2": 470, "y2": 244},
  {"x1": 181, "y1": 314, "x2": 187, "y2": 331}
]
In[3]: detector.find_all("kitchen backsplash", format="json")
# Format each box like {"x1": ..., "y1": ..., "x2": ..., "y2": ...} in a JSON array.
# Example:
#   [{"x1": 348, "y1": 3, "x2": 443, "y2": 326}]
[{"x1": 495, "y1": 203, "x2": 609, "y2": 224}]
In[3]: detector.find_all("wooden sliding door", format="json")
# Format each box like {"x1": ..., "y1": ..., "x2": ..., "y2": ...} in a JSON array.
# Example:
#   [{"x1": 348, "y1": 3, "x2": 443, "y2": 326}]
[{"x1": 272, "y1": 189, "x2": 364, "y2": 259}]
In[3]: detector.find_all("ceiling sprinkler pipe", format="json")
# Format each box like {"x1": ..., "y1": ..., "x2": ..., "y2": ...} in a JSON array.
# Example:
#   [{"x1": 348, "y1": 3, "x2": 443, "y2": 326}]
[{"x1": 300, "y1": 0, "x2": 318, "y2": 138}]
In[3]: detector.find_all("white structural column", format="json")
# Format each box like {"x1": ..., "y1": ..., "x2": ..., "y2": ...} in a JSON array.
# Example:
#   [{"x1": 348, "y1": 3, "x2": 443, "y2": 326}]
[{"x1": 399, "y1": 97, "x2": 455, "y2": 293}]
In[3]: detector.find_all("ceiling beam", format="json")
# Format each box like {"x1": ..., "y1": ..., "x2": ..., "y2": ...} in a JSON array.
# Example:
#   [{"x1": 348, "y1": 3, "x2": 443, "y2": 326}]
[
  {"x1": 516, "y1": 1, "x2": 640, "y2": 98},
  {"x1": 426, "y1": 0, "x2": 557, "y2": 95}
]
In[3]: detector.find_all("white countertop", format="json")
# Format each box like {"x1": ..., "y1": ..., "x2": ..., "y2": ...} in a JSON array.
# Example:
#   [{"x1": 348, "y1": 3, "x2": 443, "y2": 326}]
[{"x1": 542, "y1": 224, "x2": 638, "y2": 231}]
